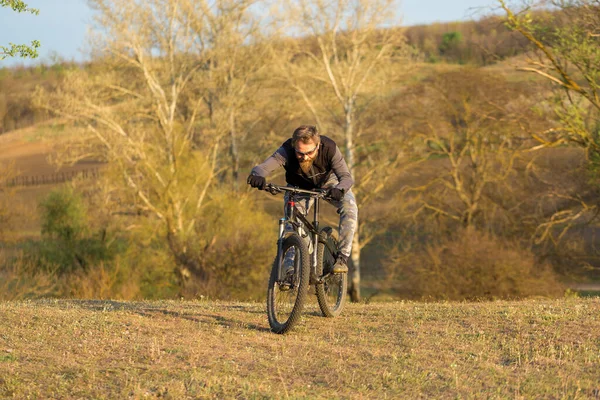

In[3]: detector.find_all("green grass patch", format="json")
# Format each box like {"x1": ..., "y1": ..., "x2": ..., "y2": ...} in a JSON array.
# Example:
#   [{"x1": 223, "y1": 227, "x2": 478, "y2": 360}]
[{"x1": 0, "y1": 353, "x2": 17, "y2": 363}]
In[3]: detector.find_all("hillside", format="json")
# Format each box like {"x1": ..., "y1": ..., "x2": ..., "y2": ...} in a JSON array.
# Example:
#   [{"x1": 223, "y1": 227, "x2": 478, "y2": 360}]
[
  {"x1": 0, "y1": 124, "x2": 104, "y2": 239},
  {"x1": 1, "y1": 61, "x2": 598, "y2": 299},
  {"x1": 1, "y1": 298, "x2": 599, "y2": 398},
  {"x1": 0, "y1": 12, "x2": 541, "y2": 138},
  {"x1": 1, "y1": 1, "x2": 599, "y2": 302}
]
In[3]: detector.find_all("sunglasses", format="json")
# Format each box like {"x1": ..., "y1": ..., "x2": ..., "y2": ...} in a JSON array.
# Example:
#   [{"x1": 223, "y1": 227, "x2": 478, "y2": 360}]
[{"x1": 295, "y1": 146, "x2": 318, "y2": 157}]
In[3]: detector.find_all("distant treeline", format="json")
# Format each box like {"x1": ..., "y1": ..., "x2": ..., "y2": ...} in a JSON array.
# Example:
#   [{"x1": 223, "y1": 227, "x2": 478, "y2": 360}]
[
  {"x1": 0, "y1": 11, "x2": 561, "y2": 137},
  {"x1": 6, "y1": 168, "x2": 100, "y2": 187},
  {"x1": 0, "y1": 62, "x2": 80, "y2": 134},
  {"x1": 404, "y1": 15, "x2": 532, "y2": 65}
]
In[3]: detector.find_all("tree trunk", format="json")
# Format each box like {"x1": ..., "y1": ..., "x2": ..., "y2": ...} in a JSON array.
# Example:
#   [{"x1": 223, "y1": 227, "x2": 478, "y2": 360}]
[
  {"x1": 229, "y1": 110, "x2": 239, "y2": 191},
  {"x1": 349, "y1": 231, "x2": 361, "y2": 302},
  {"x1": 344, "y1": 104, "x2": 361, "y2": 302},
  {"x1": 167, "y1": 231, "x2": 208, "y2": 294}
]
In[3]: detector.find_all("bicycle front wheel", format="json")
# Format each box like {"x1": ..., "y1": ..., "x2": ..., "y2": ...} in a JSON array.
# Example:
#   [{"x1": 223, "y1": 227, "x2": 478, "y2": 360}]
[
  {"x1": 315, "y1": 227, "x2": 347, "y2": 317},
  {"x1": 267, "y1": 233, "x2": 310, "y2": 334}
]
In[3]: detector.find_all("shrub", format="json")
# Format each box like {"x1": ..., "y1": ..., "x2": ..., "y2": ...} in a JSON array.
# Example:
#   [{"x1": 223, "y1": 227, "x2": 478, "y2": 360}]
[
  {"x1": 178, "y1": 191, "x2": 274, "y2": 300},
  {"x1": 439, "y1": 31, "x2": 462, "y2": 55},
  {"x1": 114, "y1": 190, "x2": 275, "y2": 301},
  {"x1": 40, "y1": 186, "x2": 87, "y2": 241},
  {"x1": 0, "y1": 248, "x2": 140, "y2": 300},
  {"x1": 0, "y1": 170, "x2": 15, "y2": 242},
  {"x1": 385, "y1": 228, "x2": 565, "y2": 300},
  {"x1": 34, "y1": 186, "x2": 123, "y2": 274}
]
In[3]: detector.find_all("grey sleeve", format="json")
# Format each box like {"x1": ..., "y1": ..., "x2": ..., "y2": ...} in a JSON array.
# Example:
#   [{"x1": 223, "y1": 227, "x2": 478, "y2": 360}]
[
  {"x1": 251, "y1": 146, "x2": 288, "y2": 177},
  {"x1": 331, "y1": 146, "x2": 354, "y2": 191}
]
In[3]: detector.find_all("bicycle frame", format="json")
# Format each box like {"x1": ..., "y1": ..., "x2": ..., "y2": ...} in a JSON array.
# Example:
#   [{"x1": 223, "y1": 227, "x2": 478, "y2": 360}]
[
  {"x1": 262, "y1": 182, "x2": 347, "y2": 333},
  {"x1": 267, "y1": 184, "x2": 325, "y2": 283}
]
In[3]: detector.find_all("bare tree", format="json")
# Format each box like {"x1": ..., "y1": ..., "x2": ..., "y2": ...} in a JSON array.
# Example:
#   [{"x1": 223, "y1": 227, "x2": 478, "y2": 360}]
[
  {"x1": 498, "y1": 0, "x2": 600, "y2": 246},
  {"x1": 273, "y1": 0, "x2": 412, "y2": 301},
  {"x1": 182, "y1": 0, "x2": 267, "y2": 190},
  {"x1": 499, "y1": 0, "x2": 600, "y2": 155},
  {"x1": 400, "y1": 69, "x2": 539, "y2": 232},
  {"x1": 35, "y1": 0, "x2": 235, "y2": 291}
]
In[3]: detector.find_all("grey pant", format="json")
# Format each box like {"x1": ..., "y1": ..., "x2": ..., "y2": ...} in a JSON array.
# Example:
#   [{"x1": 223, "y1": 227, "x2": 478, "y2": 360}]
[{"x1": 283, "y1": 176, "x2": 358, "y2": 258}]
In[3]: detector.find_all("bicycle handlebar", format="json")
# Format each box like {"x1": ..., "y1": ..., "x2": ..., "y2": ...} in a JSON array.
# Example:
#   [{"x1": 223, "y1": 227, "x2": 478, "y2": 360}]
[{"x1": 264, "y1": 183, "x2": 326, "y2": 198}]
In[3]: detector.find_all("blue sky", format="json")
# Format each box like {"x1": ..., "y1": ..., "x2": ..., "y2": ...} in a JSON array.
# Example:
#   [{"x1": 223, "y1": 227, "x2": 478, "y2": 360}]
[{"x1": 0, "y1": 0, "x2": 500, "y2": 67}]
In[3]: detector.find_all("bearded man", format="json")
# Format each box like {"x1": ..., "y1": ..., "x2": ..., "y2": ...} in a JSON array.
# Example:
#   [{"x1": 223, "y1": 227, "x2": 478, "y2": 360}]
[{"x1": 247, "y1": 125, "x2": 358, "y2": 274}]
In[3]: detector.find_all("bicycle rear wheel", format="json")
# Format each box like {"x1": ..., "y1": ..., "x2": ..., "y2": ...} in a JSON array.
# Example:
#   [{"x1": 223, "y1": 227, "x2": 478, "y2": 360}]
[
  {"x1": 267, "y1": 233, "x2": 310, "y2": 334},
  {"x1": 315, "y1": 227, "x2": 347, "y2": 317}
]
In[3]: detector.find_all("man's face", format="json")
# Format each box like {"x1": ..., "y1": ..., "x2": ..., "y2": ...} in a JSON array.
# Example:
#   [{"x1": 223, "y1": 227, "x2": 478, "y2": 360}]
[{"x1": 295, "y1": 139, "x2": 319, "y2": 174}]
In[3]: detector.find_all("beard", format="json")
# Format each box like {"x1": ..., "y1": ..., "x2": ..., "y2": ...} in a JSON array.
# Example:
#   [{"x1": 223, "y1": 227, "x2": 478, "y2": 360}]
[{"x1": 300, "y1": 158, "x2": 314, "y2": 175}]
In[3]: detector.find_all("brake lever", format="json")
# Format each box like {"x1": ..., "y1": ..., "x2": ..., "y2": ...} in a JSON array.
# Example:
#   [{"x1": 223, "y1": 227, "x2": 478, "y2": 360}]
[{"x1": 266, "y1": 184, "x2": 282, "y2": 195}]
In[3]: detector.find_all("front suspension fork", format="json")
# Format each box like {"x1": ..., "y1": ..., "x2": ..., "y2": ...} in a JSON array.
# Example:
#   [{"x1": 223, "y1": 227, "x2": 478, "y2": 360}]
[{"x1": 276, "y1": 217, "x2": 286, "y2": 281}]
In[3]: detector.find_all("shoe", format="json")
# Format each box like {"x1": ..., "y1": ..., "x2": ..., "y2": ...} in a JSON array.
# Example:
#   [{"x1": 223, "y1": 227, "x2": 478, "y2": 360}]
[
  {"x1": 284, "y1": 265, "x2": 295, "y2": 280},
  {"x1": 331, "y1": 254, "x2": 348, "y2": 274},
  {"x1": 279, "y1": 262, "x2": 295, "y2": 291}
]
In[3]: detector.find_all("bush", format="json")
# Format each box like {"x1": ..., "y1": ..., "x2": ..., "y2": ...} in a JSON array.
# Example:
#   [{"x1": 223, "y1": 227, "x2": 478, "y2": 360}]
[
  {"x1": 0, "y1": 161, "x2": 18, "y2": 242},
  {"x1": 34, "y1": 186, "x2": 123, "y2": 274},
  {"x1": 0, "y1": 248, "x2": 140, "y2": 300},
  {"x1": 3, "y1": 185, "x2": 275, "y2": 301},
  {"x1": 385, "y1": 228, "x2": 565, "y2": 300},
  {"x1": 112, "y1": 190, "x2": 275, "y2": 301},
  {"x1": 121, "y1": 240, "x2": 180, "y2": 300},
  {"x1": 40, "y1": 186, "x2": 87, "y2": 242},
  {"x1": 178, "y1": 192, "x2": 275, "y2": 300}
]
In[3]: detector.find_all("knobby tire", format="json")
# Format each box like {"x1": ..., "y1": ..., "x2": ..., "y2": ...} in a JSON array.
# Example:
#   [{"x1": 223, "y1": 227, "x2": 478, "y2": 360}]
[
  {"x1": 315, "y1": 227, "x2": 347, "y2": 317},
  {"x1": 267, "y1": 234, "x2": 310, "y2": 334}
]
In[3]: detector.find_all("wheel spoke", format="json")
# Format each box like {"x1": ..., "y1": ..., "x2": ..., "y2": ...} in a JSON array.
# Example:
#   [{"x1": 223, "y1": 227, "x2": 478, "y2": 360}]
[
  {"x1": 315, "y1": 228, "x2": 347, "y2": 318},
  {"x1": 267, "y1": 234, "x2": 310, "y2": 333},
  {"x1": 324, "y1": 275, "x2": 343, "y2": 307}
]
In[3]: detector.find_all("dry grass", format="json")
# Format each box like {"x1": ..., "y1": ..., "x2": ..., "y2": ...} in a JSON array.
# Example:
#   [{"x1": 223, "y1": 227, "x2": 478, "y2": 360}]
[{"x1": 1, "y1": 298, "x2": 599, "y2": 399}]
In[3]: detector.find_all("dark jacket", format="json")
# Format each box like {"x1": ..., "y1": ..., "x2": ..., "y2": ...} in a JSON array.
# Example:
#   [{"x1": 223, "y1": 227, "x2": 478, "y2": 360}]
[{"x1": 251, "y1": 135, "x2": 354, "y2": 191}]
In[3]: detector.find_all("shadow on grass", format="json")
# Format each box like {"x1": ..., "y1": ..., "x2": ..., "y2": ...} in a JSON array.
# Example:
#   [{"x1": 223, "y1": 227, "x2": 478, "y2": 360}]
[
  {"x1": 576, "y1": 290, "x2": 600, "y2": 298},
  {"x1": 52, "y1": 299, "x2": 271, "y2": 333}
]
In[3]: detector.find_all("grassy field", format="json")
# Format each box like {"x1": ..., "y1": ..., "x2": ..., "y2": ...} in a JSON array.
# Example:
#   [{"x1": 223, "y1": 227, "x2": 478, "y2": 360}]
[{"x1": 1, "y1": 297, "x2": 599, "y2": 399}]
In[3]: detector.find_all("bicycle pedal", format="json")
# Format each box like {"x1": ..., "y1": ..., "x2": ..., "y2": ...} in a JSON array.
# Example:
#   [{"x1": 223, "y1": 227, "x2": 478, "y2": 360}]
[
  {"x1": 315, "y1": 273, "x2": 331, "y2": 284},
  {"x1": 279, "y1": 283, "x2": 292, "y2": 291},
  {"x1": 309, "y1": 274, "x2": 318, "y2": 285}
]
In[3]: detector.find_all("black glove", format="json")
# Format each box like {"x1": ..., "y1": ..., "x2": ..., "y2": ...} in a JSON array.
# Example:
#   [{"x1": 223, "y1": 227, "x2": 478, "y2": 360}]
[
  {"x1": 247, "y1": 174, "x2": 266, "y2": 190},
  {"x1": 326, "y1": 187, "x2": 344, "y2": 201}
]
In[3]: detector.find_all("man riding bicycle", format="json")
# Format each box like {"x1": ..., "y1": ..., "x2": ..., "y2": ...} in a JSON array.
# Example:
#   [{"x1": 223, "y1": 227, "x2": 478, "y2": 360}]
[{"x1": 247, "y1": 125, "x2": 358, "y2": 274}]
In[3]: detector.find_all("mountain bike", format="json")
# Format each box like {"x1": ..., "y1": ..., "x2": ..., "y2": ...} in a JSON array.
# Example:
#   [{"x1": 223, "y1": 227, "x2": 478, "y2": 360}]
[{"x1": 262, "y1": 183, "x2": 347, "y2": 334}]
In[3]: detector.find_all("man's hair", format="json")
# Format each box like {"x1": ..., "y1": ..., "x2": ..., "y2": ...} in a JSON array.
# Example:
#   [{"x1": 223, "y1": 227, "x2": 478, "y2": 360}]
[{"x1": 292, "y1": 125, "x2": 320, "y2": 147}]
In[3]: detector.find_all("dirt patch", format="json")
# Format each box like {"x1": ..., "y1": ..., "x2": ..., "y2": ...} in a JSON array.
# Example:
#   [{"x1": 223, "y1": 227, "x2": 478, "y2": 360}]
[
  {"x1": 1, "y1": 126, "x2": 105, "y2": 238},
  {"x1": 1, "y1": 125, "x2": 104, "y2": 177},
  {"x1": 0, "y1": 140, "x2": 49, "y2": 160}
]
